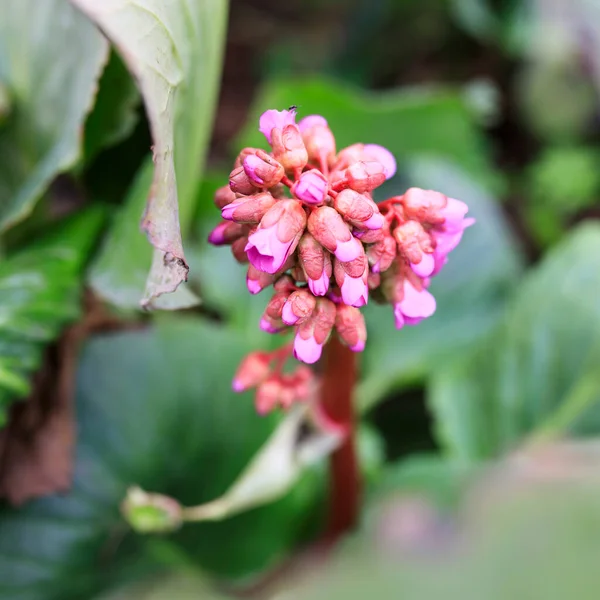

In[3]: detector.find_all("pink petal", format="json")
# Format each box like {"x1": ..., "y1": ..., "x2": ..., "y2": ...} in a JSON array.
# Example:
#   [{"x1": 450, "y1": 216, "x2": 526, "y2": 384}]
[
  {"x1": 282, "y1": 302, "x2": 300, "y2": 325},
  {"x1": 334, "y1": 236, "x2": 362, "y2": 262},
  {"x1": 246, "y1": 225, "x2": 293, "y2": 274},
  {"x1": 441, "y1": 198, "x2": 469, "y2": 230},
  {"x1": 221, "y1": 200, "x2": 244, "y2": 221},
  {"x1": 362, "y1": 212, "x2": 385, "y2": 230},
  {"x1": 363, "y1": 144, "x2": 397, "y2": 179},
  {"x1": 308, "y1": 271, "x2": 330, "y2": 296},
  {"x1": 341, "y1": 276, "x2": 369, "y2": 307},
  {"x1": 349, "y1": 339, "x2": 365, "y2": 352},
  {"x1": 293, "y1": 334, "x2": 323, "y2": 364},
  {"x1": 298, "y1": 115, "x2": 328, "y2": 132},
  {"x1": 399, "y1": 280, "x2": 436, "y2": 319},
  {"x1": 259, "y1": 109, "x2": 296, "y2": 143},
  {"x1": 260, "y1": 317, "x2": 280, "y2": 333},
  {"x1": 246, "y1": 278, "x2": 263, "y2": 294},
  {"x1": 410, "y1": 253, "x2": 435, "y2": 278}
]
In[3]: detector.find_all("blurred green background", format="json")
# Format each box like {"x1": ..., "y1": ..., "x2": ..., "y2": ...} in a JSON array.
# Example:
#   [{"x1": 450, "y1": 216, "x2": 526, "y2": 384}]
[{"x1": 1, "y1": 0, "x2": 600, "y2": 598}]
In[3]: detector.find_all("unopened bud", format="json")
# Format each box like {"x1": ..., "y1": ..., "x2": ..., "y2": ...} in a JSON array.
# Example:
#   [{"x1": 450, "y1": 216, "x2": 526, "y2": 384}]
[
  {"x1": 367, "y1": 235, "x2": 397, "y2": 273},
  {"x1": 307, "y1": 206, "x2": 362, "y2": 262},
  {"x1": 246, "y1": 265, "x2": 274, "y2": 294},
  {"x1": 282, "y1": 289, "x2": 317, "y2": 325},
  {"x1": 260, "y1": 313, "x2": 285, "y2": 334},
  {"x1": 393, "y1": 220, "x2": 434, "y2": 277},
  {"x1": 214, "y1": 185, "x2": 236, "y2": 209},
  {"x1": 298, "y1": 233, "x2": 332, "y2": 296},
  {"x1": 355, "y1": 227, "x2": 385, "y2": 244},
  {"x1": 333, "y1": 143, "x2": 365, "y2": 171},
  {"x1": 229, "y1": 166, "x2": 256, "y2": 195},
  {"x1": 345, "y1": 161, "x2": 386, "y2": 193},
  {"x1": 335, "y1": 304, "x2": 367, "y2": 352},
  {"x1": 334, "y1": 254, "x2": 369, "y2": 308},
  {"x1": 221, "y1": 192, "x2": 277, "y2": 223},
  {"x1": 208, "y1": 221, "x2": 244, "y2": 246},
  {"x1": 233, "y1": 351, "x2": 271, "y2": 392},
  {"x1": 243, "y1": 150, "x2": 285, "y2": 188},
  {"x1": 274, "y1": 274, "x2": 297, "y2": 293},
  {"x1": 362, "y1": 144, "x2": 397, "y2": 179},
  {"x1": 259, "y1": 109, "x2": 297, "y2": 144},
  {"x1": 122, "y1": 487, "x2": 182, "y2": 533},
  {"x1": 231, "y1": 236, "x2": 250, "y2": 263},
  {"x1": 400, "y1": 188, "x2": 447, "y2": 224},
  {"x1": 265, "y1": 290, "x2": 291, "y2": 320},
  {"x1": 271, "y1": 124, "x2": 308, "y2": 172},
  {"x1": 292, "y1": 169, "x2": 328, "y2": 205},
  {"x1": 334, "y1": 189, "x2": 384, "y2": 230},
  {"x1": 256, "y1": 376, "x2": 284, "y2": 414},
  {"x1": 293, "y1": 298, "x2": 336, "y2": 364},
  {"x1": 234, "y1": 147, "x2": 259, "y2": 169},
  {"x1": 298, "y1": 115, "x2": 336, "y2": 167}
]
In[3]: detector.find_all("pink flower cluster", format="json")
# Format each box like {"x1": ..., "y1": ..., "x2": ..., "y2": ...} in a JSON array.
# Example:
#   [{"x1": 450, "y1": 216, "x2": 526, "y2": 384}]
[{"x1": 208, "y1": 108, "x2": 473, "y2": 412}]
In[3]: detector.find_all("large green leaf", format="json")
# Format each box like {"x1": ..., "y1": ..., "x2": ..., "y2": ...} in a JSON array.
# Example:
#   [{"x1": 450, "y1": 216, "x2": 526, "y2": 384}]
[
  {"x1": 237, "y1": 77, "x2": 497, "y2": 187},
  {"x1": 75, "y1": 0, "x2": 228, "y2": 308},
  {"x1": 357, "y1": 159, "x2": 523, "y2": 412},
  {"x1": 429, "y1": 223, "x2": 600, "y2": 461},
  {"x1": 0, "y1": 318, "x2": 322, "y2": 600},
  {"x1": 0, "y1": 0, "x2": 108, "y2": 230},
  {"x1": 0, "y1": 208, "x2": 105, "y2": 425}
]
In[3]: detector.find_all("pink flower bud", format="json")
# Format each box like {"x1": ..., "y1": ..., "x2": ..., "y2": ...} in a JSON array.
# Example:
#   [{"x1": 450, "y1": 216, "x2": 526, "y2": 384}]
[
  {"x1": 255, "y1": 376, "x2": 284, "y2": 414},
  {"x1": 221, "y1": 192, "x2": 277, "y2": 224},
  {"x1": 259, "y1": 109, "x2": 297, "y2": 144},
  {"x1": 265, "y1": 290, "x2": 292, "y2": 321},
  {"x1": 282, "y1": 289, "x2": 317, "y2": 325},
  {"x1": 274, "y1": 274, "x2": 297, "y2": 293},
  {"x1": 334, "y1": 189, "x2": 384, "y2": 230},
  {"x1": 334, "y1": 254, "x2": 369, "y2": 308},
  {"x1": 298, "y1": 115, "x2": 336, "y2": 166},
  {"x1": 207, "y1": 221, "x2": 244, "y2": 246},
  {"x1": 245, "y1": 200, "x2": 307, "y2": 274},
  {"x1": 229, "y1": 166, "x2": 256, "y2": 195},
  {"x1": 368, "y1": 270, "x2": 381, "y2": 290},
  {"x1": 354, "y1": 227, "x2": 385, "y2": 244},
  {"x1": 260, "y1": 314, "x2": 285, "y2": 334},
  {"x1": 243, "y1": 150, "x2": 285, "y2": 188},
  {"x1": 291, "y1": 169, "x2": 328, "y2": 205},
  {"x1": 271, "y1": 124, "x2": 308, "y2": 172},
  {"x1": 307, "y1": 206, "x2": 362, "y2": 262},
  {"x1": 333, "y1": 143, "x2": 365, "y2": 171},
  {"x1": 293, "y1": 298, "x2": 336, "y2": 364},
  {"x1": 246, "y1": 265, "x2": 275, "y2": 294},
  {"x1": 298, "y1": 233, "x2": 333, "y2": 297},
  {"x1": 367, "y1": 235, "x2": 397, "y2": 273},
  {"x1": 288, "y1": 365, "x2": 315, "y2": 402},
  {"x1": 393, "y1": 277, "x2": 436, "y2": 329},
  {"x1": 345, "y1": 161, "x2": 387, "y2": 193},
  {"x1": 393, "y1": 220, "x2": 435, "y2": 277},
  {"x1": 232, "y1": 351, "x2": 271, "y2": 392},
  {"x1": 234, "y1": 147, "x2": 259, "y2": 169},
  {"x1": 335, "y1": 304, "x2": 367, "y2": 352},
  {"x1": 400, "y1": 188, "x2": 447, "y2": 225},
  {"x1": 214, "y1": 185, "x2": 236, "y2": 209},
  {"x1": 363, "y1": 144, "x2": 397, "y2": 179}
]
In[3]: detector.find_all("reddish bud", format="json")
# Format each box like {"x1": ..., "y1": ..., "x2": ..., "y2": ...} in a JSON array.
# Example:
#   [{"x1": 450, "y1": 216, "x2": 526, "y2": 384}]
[
  {"x1": 291, "y1": 169, "x2": 328, "y2": 205},
  {"x1": 355, "y1": 227, "x2": 385, "y2": 244},
  {"x1": 234, "y1": 147, "x2": 259, "y2": 169},
  {"x1": 221, "y1": 192, "x2": 277, "y2": 224},
  {"x1": 333, "y1": 143, "x2": 365, "y2": 171},
  {"x1": 334, "y1": 254, "x2": 369, "y2": 307},
  {"x1": 368, "y1": 270, "x2": 381, "y2": 290},
  {"x1": 345, "y1": 161, "x2": 387, "y2": 193},
  {"x1": 255, "y1": 376, "x2": 284, "y2": 414},
  {"x1": 246, "y1": 265, "x2": 274, "y2": 294},
  {"x1": 335, "y1": 304, "x2": 367, "y2": 352},
  {"x1": 307, "y1": 206, "x2": 362, "y2": 262},
  {"x1": 214, "y1": 185, "x2": 236, "y2": 209},
  {"x1": 208, "y1": 221, "x2": 244, "y2": 246},
  {"x1": 393, "y1": 220, "x2": 435, "y2": 277},
  {"x1": 367, "y1": 234, "x2": 397, "y2": 273},
  {"x1": 400, "y1": 188, "x2": 447, "y2": 225},
  {"x1": 298, "y1": 115, "x2": 336, "y2": 167},
  {"x1": 271, "y1": 124, "x2": 308, "y2": 172},
  {"x1": 243, "y1": 150, "x2": 285, "y2": 188},
  {"x1": 282, "y1": 289, "x2": 317, "y2": 325},
  {"x1": 298, "y1": 233, "x2": 332, "y2": 296},
  {"x1": 274, "y1": 274, "x2": 297, "y2": 293},
  {"x1": 265, "y1": 290, "x2": 291, "y2": 321},
  {"x1": 232, "y1": 351, "x2": 271, "y2": 392},
  {"x1": 334, "y1": 189, "x2": 384, "y2": 230},
  {"x1": 294, "y1": 298, "x2": 336, "y2": 364},
  {"x1": 229, "y1": 166, "x2": 256, "y2": 195}
]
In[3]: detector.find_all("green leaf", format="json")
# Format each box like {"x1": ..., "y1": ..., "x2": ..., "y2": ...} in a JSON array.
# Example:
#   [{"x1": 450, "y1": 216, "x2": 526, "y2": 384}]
[
  {"x1": 74, "y1": 0, "x2": 228, "y2": 308},
  {"x1": 357, "y1": 159, "x2": 523, "y2": 412},
  {"x1": 0, "y1": 0, "x2": 108, "y2": 231},
  {"x1": 0, "y1": 318, "x2": 322, "y2": 599},
  {"x1": 83, "y1": 50, "x2": 140, "y2": 164},
  {"x1": 429, "y1": 223, "x2": 600, "y2": 461},
  {"x1": 0, "y1": 207, "x2": 105, "y2": 424},
  {"x1": 237, "y1": 77, "x2": 497, "y2": 187}
]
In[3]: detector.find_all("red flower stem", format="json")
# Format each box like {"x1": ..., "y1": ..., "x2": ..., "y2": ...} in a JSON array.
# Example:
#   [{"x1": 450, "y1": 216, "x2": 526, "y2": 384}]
[{"x1": 320, "y1": 336, "x2": 360, "y2": 542}]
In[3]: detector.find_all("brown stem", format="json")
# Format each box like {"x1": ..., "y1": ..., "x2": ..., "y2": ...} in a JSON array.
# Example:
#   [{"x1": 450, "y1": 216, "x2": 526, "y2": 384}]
[{"x1": 320, "y1": 336, "x2": 360, "y2": 542}]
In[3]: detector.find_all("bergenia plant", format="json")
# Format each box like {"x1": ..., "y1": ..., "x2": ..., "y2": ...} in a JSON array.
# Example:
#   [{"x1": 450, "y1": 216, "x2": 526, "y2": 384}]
[{"x1": 205, "y1": 107, "x2": 473, "y2": 537}]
